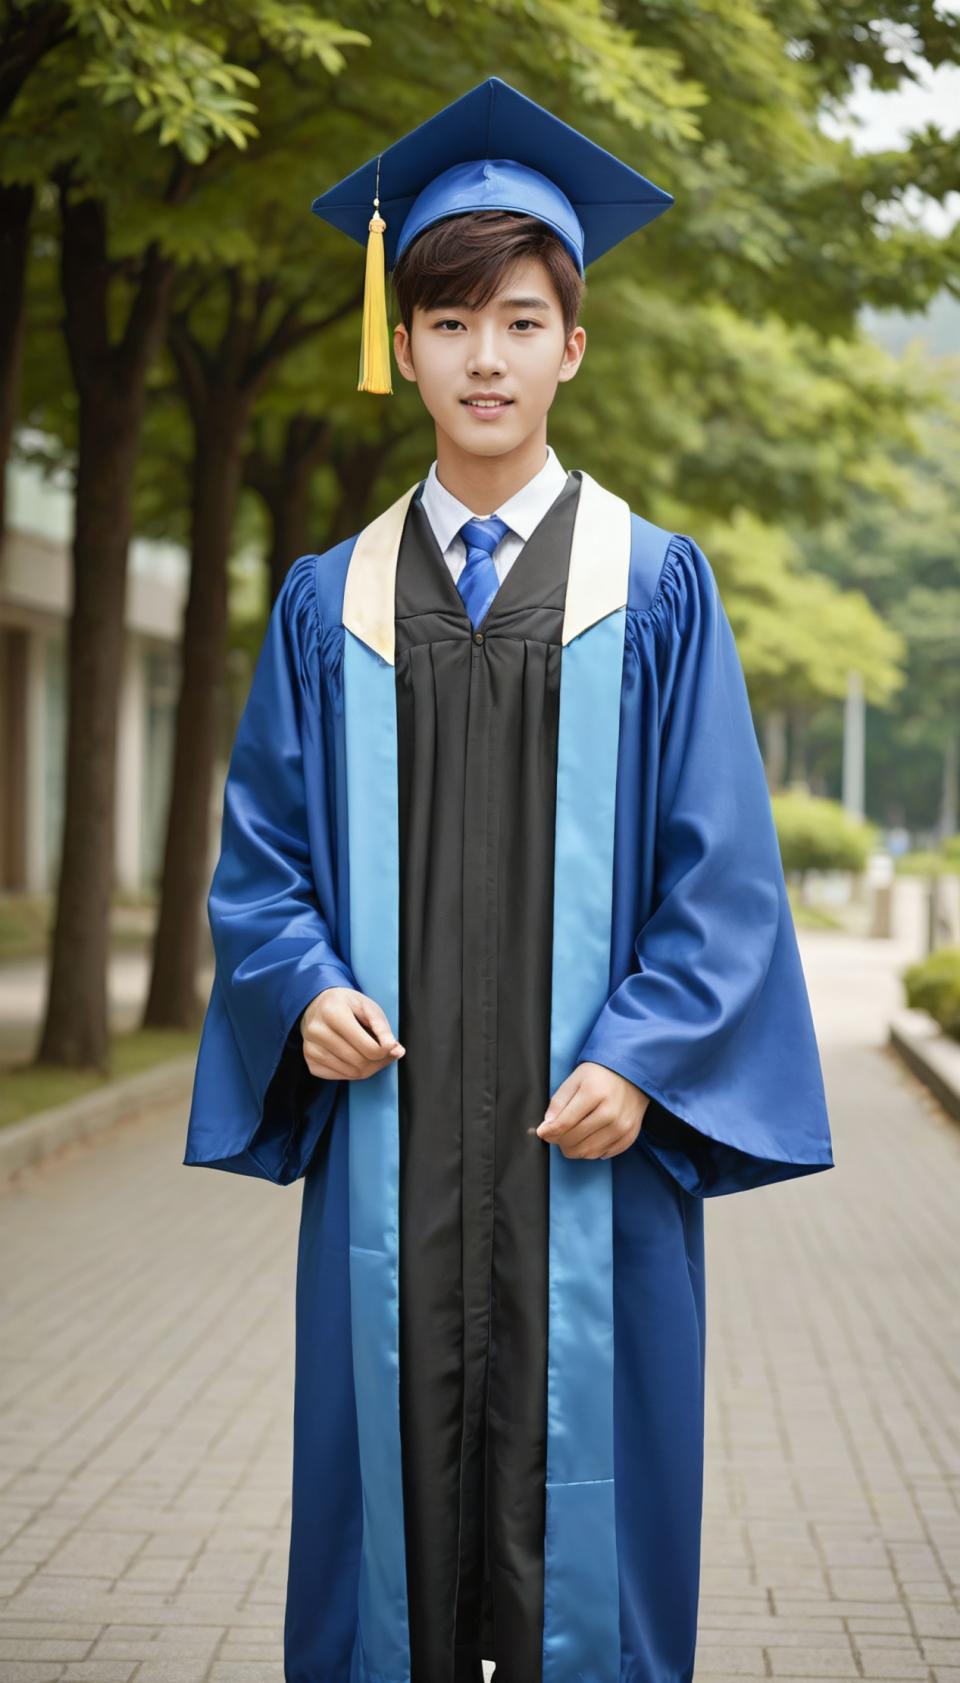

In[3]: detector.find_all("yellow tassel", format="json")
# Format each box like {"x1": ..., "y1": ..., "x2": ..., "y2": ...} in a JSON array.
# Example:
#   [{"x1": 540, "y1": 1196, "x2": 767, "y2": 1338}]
[{"x1": 357, "y1": 199, "x2": 393, "y2": 395}]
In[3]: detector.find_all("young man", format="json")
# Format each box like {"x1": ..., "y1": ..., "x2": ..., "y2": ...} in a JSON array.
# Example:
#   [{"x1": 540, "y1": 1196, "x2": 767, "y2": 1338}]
[{"x1": 183, "y1": 77, "x2": 835, "y2": 1683}]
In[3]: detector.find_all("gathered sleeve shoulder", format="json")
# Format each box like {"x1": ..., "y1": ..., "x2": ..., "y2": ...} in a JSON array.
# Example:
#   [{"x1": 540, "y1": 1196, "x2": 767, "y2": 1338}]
[
  {"x1": 576, "y1": 533, "x2": 835, "y2": 1197},
  {"x1": 182, "y1": 553, "x2": 358, "y2": 1184}
]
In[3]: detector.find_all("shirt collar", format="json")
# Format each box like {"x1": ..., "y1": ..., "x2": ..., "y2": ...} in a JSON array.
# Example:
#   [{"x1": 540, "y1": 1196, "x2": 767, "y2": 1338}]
[{"x1": 418, "y1": 443, "x2": 568, "y2": 554}]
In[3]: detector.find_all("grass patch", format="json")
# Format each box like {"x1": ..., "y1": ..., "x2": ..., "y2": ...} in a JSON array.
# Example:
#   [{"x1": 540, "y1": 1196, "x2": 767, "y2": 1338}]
[
  {"x1": 0, "y1": 895, "x2": 53, "y2": 962},
  {"x1": 786, "y1": 886, "x2": 846, "y2": 931},
  {"x1": 1, "y1": 1025, "x2": 199, "y2": 1131},
  {"x1": 0, "y1": 892, "x2": 158, "y2": 963}
]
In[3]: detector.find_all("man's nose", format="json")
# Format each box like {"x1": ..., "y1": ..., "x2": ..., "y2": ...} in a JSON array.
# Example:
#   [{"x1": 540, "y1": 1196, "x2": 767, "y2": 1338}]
[{"x1": 467, "y1": 329, "x2": 507, "y2": 375}]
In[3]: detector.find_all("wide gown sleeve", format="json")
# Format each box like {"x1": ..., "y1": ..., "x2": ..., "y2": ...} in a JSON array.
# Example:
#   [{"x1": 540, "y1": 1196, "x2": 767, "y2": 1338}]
[
  {"x1": 182, "y1": 553, "x2": 358, "y2": 1184},
  {"x1": 576, "y1": 534, "x2": 835, "y2": 1197}
]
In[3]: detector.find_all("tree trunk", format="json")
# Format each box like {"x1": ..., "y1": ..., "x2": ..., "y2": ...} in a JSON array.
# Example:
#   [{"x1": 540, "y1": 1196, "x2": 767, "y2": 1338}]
[
  {"x1": 329, "y1": 437, "x2": 395, "y2": 545},
  {"x1": 36, "y1": 386, "x2": 148, "y2": 1067},
  {"x1": 259, "y1": 417, "x2": 331, "y2": 605},
  {"x1": 787, "y1": 707, "x2": 809, "y2": 789},
  {"x1": 267, "y1": 456, "x2": 313, "y2": 602},
  {"x1": 939, "y1": 729, "x2": 958, "y2": 840},
  {"x1": 36, "y1": 189, "x2": 174, "y2": 1070},
  {"x1": 0, "y1": 182, "x2": 33, "y2": 536},
  {"x1": 0, "y1": 2, "x2": 72, "y2": 122},
  {"x1": 143, "y1": 398, "x2": 249, "y2": 1029},
  {"x1": 246, "y1": 421, "x2": 394, "y2": 606},
  {"x1": 763, "y1": 708, "x2": 787, "y2": 792}
]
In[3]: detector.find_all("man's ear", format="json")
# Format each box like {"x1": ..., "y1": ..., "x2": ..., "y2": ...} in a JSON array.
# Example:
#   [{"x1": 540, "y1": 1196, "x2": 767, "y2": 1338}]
[
  {"x1": 393, "y1": 322, "x2": 417, "y2": 383},
  {"x1": 557, "y1": 323, "x2": 586, "y2": 384}
]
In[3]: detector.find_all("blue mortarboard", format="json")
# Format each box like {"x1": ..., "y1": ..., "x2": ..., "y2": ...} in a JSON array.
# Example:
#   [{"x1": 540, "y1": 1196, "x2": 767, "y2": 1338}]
[{"x1": 310, "y1": 76, "x2": 674, "y2": 396}]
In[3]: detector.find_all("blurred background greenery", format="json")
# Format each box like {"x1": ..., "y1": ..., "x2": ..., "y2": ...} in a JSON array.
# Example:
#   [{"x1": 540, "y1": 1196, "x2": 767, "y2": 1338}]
[{"x1": 1, "y1": 0, "x2": 958, "y2": 1095}]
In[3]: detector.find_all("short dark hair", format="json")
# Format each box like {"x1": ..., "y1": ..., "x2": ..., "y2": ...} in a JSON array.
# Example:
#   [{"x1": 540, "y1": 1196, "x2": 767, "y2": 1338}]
[{"x1": 391, "y1": 209, "x2": 584, "y2": 340}]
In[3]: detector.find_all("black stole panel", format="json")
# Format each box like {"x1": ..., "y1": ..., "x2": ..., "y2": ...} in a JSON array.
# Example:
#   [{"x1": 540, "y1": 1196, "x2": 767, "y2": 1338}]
[{"x1": 393, "y1": 471, "x2": 582, "y2": 1683}]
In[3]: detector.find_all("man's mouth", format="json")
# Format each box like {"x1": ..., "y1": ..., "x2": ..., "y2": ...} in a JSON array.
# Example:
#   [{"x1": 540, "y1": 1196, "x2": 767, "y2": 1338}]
[{"x1": 461, "y1": 397, "x2": 514, "y2": 412}]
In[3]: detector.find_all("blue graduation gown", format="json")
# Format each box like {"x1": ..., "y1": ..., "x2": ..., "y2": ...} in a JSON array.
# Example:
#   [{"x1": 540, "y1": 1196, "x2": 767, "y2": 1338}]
[{"x1": 183, "y1": 469, "x2": 834, "y2": 1683}]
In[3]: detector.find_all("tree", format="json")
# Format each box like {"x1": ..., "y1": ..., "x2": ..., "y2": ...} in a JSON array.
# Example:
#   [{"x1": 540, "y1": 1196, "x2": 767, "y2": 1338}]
[
  {"x1": 797, "y1": 394, "x2": 960, "y2": 828},
  {"x1": 2, "y1": 0, "x2": 369, "y2": 1068},
  {"x1": 10, "y1": 0, "x2": 960, "y2": 1054},
  {"x1": 135, "y1": 0, "x2": 716, "y2": 1026}
]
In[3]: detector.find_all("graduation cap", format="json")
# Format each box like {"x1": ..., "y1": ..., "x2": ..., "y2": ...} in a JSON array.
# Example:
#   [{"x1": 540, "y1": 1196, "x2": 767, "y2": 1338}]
[{"x1": 310, "y1": 76, "x2": 674, "y2": 395}]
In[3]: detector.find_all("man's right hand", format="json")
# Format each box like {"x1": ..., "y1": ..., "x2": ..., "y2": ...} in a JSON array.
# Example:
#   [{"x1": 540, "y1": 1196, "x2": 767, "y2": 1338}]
[{"x1": 299, "y1": 987, "x2": 405, "y2": 1081}]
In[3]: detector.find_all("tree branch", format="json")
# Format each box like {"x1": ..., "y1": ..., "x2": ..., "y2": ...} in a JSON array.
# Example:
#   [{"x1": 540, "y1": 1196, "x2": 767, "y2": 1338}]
[
  {"x1": 242, "y1": 284, "x2": 364, "y2": 392},
  {"x1": 57, "y1": 179, "x2": 112, "y2": 386},
  {"x1": 168, "y1": 316, "x2": 210, "y2": 429},
  {"x1": 118, "y1": 240, "x2": 176, "y2": 377},
  {"x1": 0, "y1": 1, "x2": 74, "y2": 123}
]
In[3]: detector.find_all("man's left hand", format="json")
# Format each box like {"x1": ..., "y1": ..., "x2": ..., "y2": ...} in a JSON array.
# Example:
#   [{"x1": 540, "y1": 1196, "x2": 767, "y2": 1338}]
[{"x1": 537, "y1": 1062, "x2": 651, "y2": 1160}]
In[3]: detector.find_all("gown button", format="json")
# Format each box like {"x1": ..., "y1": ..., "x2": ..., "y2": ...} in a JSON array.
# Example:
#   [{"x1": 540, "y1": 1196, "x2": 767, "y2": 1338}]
[{"x1": 474, "y1": 630, "x2": 484, "y2": 644}]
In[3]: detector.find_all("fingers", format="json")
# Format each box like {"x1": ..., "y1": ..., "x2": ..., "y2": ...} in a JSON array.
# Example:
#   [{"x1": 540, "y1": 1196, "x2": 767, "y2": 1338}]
[
  {"x1": 540, "y1": 1062, "x2": 647, "y2": 1157},
  {"x1": 301, "y1": 989, "x2": 404, "y2": 1081},
  {"x1": 549, "y1": 1104, "x2": 610, "y2": 1151},
  {"x1": 540, "y1": 1069, "x2": 580, "y2": 1127},
  {"x1": 538, "y1": 1070, "x2": 599, "y2": 1139},
  {"x1": 304, "y1": 1046, "x2": 393, "y2": 1081},
  {"x1": 327, "y1": 995, "x2": 399, "y2": 1064},
  {"x1": 353, "y1": 995, "x2": 404, "y2": 1059},
  {"x1": 560, "y1": 1122, "x2": 627, "y2": 1160}
]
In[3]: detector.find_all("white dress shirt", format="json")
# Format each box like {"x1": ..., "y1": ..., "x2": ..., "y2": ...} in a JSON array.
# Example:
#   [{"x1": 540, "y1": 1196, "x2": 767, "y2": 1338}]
[{"x1": 418, "y1": 443, "x2": 569, "y2": 587}]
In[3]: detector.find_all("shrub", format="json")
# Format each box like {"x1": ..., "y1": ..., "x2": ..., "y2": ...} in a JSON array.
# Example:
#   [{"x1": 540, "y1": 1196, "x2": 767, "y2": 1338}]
[
  {"x1": 895, "y1": 841, "x2": 960, "y2": 876},
  {"x1": 902, "y1": 945, "x2": 960, "y2": 1042},
  {"x1": 771, "y1": 790, "x2": 876, "y2": 877}
]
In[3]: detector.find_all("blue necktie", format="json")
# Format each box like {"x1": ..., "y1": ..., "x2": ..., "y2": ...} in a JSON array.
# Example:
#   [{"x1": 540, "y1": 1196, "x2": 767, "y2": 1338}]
[{"x1": 456, "y1": 514, "x2": 510, "y2": 630}]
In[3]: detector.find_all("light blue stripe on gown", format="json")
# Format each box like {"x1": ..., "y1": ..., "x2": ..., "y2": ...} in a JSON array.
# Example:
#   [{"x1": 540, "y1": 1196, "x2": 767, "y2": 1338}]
[
  {"x1": 342, "y1": 603, "x2": 627, "y2": 1683},
  {"x1": 543, "y1": 606, "x2": 625, "y2": 1683},
  {"x1": 343, "y1": 629, "x2": 410, "y2": 1683}
]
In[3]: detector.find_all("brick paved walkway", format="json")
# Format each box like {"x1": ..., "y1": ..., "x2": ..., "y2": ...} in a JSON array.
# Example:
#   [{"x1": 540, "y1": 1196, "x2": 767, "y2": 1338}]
[{"x1": 1, "y1": 925, "x2": 958, "y2": 1682}]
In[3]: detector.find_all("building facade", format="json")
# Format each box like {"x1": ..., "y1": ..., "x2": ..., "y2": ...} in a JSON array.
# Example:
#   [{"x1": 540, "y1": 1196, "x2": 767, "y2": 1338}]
[{"x1": 1, "y1": 455, "x2": 186, "y2": 896}]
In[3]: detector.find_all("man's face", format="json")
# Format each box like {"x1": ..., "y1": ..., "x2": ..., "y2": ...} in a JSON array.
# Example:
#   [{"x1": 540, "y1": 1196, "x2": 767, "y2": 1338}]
[{"x1": 393, "y1": 254, "x2": 585, "y2": 458}]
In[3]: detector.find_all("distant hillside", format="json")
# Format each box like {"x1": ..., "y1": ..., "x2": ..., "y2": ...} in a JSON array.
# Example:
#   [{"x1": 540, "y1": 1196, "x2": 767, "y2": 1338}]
[{"x1": 860, "y1": 288, "x2": 960, "y2": 358}]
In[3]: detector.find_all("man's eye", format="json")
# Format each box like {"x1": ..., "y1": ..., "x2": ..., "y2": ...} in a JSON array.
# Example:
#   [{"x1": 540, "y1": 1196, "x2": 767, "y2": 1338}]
[
  {"x1": 435, "y1": 320, "x2": 464, "y2": 330},
  {"x1": 512, "y1": 320, "x2": 539, "y2": 331}
]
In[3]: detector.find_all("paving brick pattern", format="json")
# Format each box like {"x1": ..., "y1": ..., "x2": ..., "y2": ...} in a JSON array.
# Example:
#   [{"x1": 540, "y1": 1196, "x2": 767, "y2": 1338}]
[{"x1": 1, "y1": 925, "x2": 958, "y2": 1682}]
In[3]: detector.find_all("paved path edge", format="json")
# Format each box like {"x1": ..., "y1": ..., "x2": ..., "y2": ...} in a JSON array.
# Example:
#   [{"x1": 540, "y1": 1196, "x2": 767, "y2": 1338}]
[
  {"x1": 889, "y1": 1005, "x2": 960, "y2": 1124},
  {"x1": 0, "y1": 1054, "x2": 196, "y2": 1180}
]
